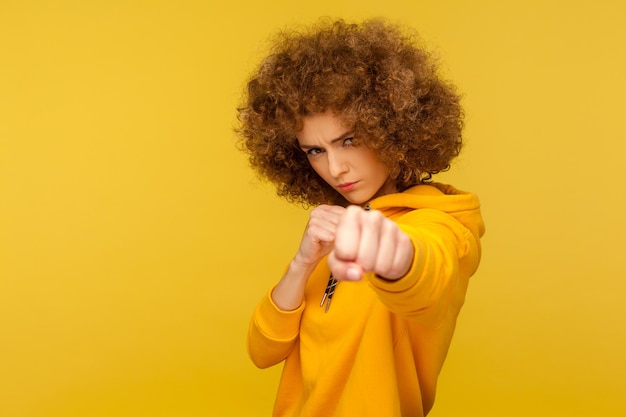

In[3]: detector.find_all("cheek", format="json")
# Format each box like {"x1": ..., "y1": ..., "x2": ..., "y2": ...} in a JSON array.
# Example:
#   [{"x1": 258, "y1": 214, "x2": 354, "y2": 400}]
[
  {"x1": 358, "y1": 149, "x2": 387, "y2": 171},
  {"x1": 308, "y1": 159, "x2": 329, "y2": 178},
  {"x1": 365, "y1": 156, "x2": 391, "y2": 181}
]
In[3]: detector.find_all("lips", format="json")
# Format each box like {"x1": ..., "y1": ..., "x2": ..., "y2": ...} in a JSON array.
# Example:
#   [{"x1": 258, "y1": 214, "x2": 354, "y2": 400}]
[{"x1": 338, "y1": 181, "x2": 357, "y2": 191}]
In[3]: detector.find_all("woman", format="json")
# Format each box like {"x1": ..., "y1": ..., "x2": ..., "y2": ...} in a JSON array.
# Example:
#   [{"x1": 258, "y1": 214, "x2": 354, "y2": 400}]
[{"x1": 237, "y1": 18, "x2": 485, "y2": 417}]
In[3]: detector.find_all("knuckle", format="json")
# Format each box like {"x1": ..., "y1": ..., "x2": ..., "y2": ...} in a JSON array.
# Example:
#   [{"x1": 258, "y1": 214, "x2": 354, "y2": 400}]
[
  {"x1": 398, "y1": 231, "x2": 411, "y2": 247},
  {"x1": 379, "y1": 262, "x2": 400, "y2": 279},
  {"x1": 311, "y1": 205, "x2": 325, "y2": 216},
  {"x1": 363, "y1": 211, "x2": 383, "y2": 228},
  {"x1": 359, "y1": 257, "x2": 374, "y2": 271},
  {"x1": 345, "y1": 205, "x2": 361, "y2": 218},
  {"x1": 373, "y1": 253, "x2": 391, "y2": 274}
]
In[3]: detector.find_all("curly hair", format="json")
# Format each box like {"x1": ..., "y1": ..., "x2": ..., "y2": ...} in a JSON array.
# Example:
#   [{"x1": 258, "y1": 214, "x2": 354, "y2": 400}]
[{"x1": 236, "y1": 18, "x2": 464, "y2": 206}]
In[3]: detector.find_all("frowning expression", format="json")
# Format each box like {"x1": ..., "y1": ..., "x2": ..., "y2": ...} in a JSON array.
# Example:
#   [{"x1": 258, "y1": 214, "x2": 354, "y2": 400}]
[{"x1": 296, "y1": 110, "x2": 397, "y2": 204}]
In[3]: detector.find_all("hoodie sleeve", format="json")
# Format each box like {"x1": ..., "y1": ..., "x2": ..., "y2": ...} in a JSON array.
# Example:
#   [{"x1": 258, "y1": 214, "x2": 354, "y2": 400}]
[
  {"x1": 366, "y1": 207, "x2": 482, "y2": 324},
  {"x1": 247, "y1": 287, "x2": 305, "y2": 369}
]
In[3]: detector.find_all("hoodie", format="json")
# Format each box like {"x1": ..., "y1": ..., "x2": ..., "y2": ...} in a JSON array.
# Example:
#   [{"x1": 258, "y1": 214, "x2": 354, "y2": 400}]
[{"x1": 247, "y1": 183, "x2": 485, "y2": 417}]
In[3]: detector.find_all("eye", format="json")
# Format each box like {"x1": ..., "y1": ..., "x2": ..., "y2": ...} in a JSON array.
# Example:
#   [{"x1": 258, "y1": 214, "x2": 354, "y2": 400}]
[
  {"x1": 305, "y1": 147, "x2": 323, "y2": 157},
  {"x1": 343, "y1": 137, "x2": 354, "y2": 146}
]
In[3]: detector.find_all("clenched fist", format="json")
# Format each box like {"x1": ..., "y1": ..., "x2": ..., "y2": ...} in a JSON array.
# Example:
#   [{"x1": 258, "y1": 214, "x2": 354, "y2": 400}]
[
  {"x1": 294, "y1": 205, "x2": 346, "y2": 268},
  {"x1": 327, "y1": 205, "x2": 414, "y2": 281}
]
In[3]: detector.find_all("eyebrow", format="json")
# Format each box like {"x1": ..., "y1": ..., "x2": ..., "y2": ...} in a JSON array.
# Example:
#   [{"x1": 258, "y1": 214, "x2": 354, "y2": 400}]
[{"x1": 298, "y1": 130, "x2": 354, "y2": 150}]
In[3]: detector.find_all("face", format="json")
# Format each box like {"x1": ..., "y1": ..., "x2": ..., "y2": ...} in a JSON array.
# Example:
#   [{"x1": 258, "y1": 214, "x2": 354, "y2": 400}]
[{"x1": 296, "y1": 110, "x2": 397, "y2": 204}]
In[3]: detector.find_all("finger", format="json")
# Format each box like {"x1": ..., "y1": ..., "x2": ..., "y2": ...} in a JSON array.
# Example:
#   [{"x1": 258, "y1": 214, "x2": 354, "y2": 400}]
[
  {"x1": 391, "y1": 232, "x2": 414, "y2": 278},
  {"x1": 309, "y1": 204, "x2": 345, "y2": 228},
  {"x1": 309, "y1": 205, "x2": 346, "y2": 233},
  {"x1": 307, "y1": 217, "x2": 336, "y2": 239},
  {"x1": 306, "y1": 224, "x2": 335, "y2": 244},
  {"x1": 327, "y1": 251, "x2": 363, "y2": 281},
  {"x1": 356, "y1": 210, "x2": 385, "y2": 271},
  {"x1": 372, "y1": 217, "x2": 398, "y2": 275},
  {"x1": 379, "y1": 229, "x2": 414, "y2": 280},
  {"x1": 332, "y1": 205, "x2": 363, "y2": 262},
  {"x1": 314, "y1": 204, "x2": 346, "y2": 222}
]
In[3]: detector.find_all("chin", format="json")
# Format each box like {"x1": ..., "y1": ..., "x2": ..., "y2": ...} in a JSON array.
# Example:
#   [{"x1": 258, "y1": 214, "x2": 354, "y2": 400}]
[{"x1": 343, "y1": 194, "x2": 371, "y2": 205}]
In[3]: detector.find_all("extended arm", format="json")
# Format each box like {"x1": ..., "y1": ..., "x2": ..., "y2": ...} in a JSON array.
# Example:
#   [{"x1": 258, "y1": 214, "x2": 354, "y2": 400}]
[{"x1": 327, "y1": 205, "x2": 481, "y2": 322}]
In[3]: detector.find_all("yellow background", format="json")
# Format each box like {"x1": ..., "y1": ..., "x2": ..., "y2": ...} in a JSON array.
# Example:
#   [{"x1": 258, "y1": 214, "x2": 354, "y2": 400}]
[{"x1": 1, "y1": 0, "x2": 625, "y2": 416}]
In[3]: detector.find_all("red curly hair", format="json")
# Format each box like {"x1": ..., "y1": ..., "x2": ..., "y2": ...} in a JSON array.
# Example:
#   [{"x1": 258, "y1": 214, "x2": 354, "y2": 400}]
[{"x1": 237, "y1": 18, "x2": 464, "y2": 206}]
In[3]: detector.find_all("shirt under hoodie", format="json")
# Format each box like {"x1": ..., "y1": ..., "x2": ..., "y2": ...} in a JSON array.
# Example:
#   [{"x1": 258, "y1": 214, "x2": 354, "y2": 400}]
[{"x1": 247, "y1": 183, "x2": 485, "y2": 417}]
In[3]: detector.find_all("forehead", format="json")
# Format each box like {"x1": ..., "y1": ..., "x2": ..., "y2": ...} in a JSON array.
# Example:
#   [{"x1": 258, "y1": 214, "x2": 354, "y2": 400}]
[{"x1": 296, "y1": 111, "x2": 350, "y2": 144}]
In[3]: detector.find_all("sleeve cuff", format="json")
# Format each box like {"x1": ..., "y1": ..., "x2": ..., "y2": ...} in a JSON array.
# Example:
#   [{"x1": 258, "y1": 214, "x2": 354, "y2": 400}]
[{"x1": 254, "y1": 287, "x2": 305, "y2": 341}]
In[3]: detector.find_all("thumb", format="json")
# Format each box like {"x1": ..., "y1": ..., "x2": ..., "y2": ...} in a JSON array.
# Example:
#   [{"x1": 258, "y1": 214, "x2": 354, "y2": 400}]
[{"x1": 328, "y1": 251, "x2": 363, "y2": 281}]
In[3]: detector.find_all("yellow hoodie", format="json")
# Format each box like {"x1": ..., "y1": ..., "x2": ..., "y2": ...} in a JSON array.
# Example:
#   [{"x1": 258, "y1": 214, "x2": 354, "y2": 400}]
[{"x1": 248, "y1": 183, "x2": 485, "y2": 417}]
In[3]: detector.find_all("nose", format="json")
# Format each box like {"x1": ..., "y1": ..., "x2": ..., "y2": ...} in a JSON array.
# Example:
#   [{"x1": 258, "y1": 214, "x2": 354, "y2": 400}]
[{"x1": 327, "y1": 150, "x2": 348, "y2": 178}]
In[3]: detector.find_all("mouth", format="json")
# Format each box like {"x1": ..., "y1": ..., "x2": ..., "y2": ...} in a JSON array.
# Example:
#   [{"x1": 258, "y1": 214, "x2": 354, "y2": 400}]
[{"x1": 337, "y1": 181, "x2": 358, "y2": 191}]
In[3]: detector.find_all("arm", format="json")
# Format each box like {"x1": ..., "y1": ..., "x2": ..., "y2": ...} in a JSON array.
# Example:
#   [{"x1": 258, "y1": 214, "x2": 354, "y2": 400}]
[
  {"x1": 327, "y1": 206, "x2": 481, "y2": 323},
  {"x1": 370, "y1": 208, "x2": 480, "y2": 321},
  {"x1": 247, "y1": 205, "x2": 345, "y2": 368}
]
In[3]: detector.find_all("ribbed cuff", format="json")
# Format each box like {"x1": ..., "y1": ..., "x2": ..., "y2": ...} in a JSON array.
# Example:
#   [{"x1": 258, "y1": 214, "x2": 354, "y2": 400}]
[{"x1": 255, "y1": 287, "x2": 305, "y2": 340}]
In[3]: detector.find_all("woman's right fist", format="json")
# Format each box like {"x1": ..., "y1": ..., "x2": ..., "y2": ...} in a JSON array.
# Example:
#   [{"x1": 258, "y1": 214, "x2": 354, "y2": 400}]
[{"x1": 294, "y1": 205, "x2": 346, "y2": 267}]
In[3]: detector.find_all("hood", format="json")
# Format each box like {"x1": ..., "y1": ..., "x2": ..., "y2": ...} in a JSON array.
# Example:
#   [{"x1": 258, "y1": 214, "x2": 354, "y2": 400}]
[{"x1": 367, "y1": 183, "x2": 486, "y2": 241}]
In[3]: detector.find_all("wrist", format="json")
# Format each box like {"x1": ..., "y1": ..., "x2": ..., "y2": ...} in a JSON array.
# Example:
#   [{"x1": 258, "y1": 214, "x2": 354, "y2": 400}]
[
  {"x1": 271, "y1": 256, "x2": 318, "y2": 311},
  {"x1": 290, "y1": 254, "x2": 319, "y2": 276},
  {"x1": 290, "y1": 251, "x2": 320, "y2": 271}
]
